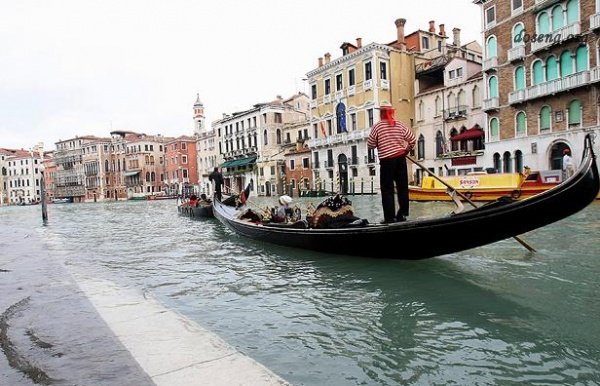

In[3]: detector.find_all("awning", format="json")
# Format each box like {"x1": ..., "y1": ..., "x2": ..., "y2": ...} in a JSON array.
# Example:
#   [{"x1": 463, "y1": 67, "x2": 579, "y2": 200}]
[
  {"x1": 221, "y1": 156, "x2": 257, "y2": 169},
  {"x1": 124, "y1": 170, "x2": 141, "y2": 177},
  {"x1": 450, "y1": 128, "x2": 484, "y2": 141}
]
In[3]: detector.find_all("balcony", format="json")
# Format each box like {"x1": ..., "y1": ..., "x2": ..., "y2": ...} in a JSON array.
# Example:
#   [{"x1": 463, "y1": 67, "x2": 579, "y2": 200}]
[
  {"x1": 363, "y1": 79, "x2": 373, "y2": 91},
  {"x1": 313, "y1": 161, "x2": 320, "y2": 169},
  {"x1": 324, "y1": 161, "x2": 334, "y2": 169},
  {"x1": 531, "y1": 22, "x2": 580, "y2": 52},
  {"x1": 508, "y1": 45, "x2": 525, "y2": 62},
  {"x1": 348, "y1": 157, "x2": 359, "y2": 166},
  {"x1": 364, "y1": 155, "x2": 378, "y2": 165},
  {"x1": 483, "y1": 97, "x2": 499, "y2": 111},
  {"x1": 508, "y1": 89, "x2": 526, "y2": 105},
  {"x1": 482, "y1": 56, "x2": 498, "y2": 72},
  {"x1": 323, "y1": 94, "x2": 331, "y2": 104},
  {"x1": 526, "y1": 71, "x2": 589, "y2": 100},
  {"x1": 443, "y1": 105, "x2": 468, "y2": 121},
  {"x1": 380, "y1": 79, "x2": 390, "y2": 90},
  {"x1": 591, "y1": 13, "x2": 600, "y2": 30},
  {"x1": 310, "y1": 100, "x2": 317, "y2": 108},
  {"x1": 348, "y1": 85, "x2": 356, "y2": 96}
]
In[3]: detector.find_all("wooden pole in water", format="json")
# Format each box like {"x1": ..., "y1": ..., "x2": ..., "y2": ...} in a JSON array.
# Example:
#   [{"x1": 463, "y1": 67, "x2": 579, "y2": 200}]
[{"x1": 406, "y1": 155, "x2": 536, "y2": 253}]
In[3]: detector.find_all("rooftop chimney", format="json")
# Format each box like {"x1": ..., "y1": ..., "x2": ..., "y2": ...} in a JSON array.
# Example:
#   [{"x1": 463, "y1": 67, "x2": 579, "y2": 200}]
[
  {"x1": 356, "y1": 37, "x2": 362, "y2": 48},
  {"x1": 429, "y1": 20, "x2": 436, "y2": 33},
  {"x1": 318, "y1": 57, "x2": 323, "y2": 67},
  {"x1": 453, "y1": 27, "x2": 461, "y2": 47},
  {"x1": 395, "y1": 18, "x2": 406, "y2": 51},
  {"x1": 439, "y1": 24, "x2": 446, "y2": 37},
  {"x1": 324, "y1": 52, "x2": 331, "y2": 64}
]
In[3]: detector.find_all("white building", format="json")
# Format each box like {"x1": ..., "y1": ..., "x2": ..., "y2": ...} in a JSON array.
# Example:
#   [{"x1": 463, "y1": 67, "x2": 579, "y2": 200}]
[{"x1": 4, "y1": 149, "x2": 43, "y2": 204}]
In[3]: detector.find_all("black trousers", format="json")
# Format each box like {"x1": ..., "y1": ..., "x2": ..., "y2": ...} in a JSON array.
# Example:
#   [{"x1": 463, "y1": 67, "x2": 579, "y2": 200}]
[{"x1": 379, "y1": 156, "x2": 409, "y2": 221}]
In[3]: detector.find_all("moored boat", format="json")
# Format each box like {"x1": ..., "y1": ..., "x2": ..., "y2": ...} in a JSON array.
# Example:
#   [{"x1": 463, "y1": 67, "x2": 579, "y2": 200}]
[
  {"x1": 212, "y1": 135, "x2": 599, "y2": 260},
  {"x1": 177, "y1": 204, "x2": 213, "y2": 218}
]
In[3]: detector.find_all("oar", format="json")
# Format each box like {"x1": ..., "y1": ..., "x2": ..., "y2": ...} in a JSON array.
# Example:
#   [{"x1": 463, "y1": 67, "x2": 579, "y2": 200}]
[{"x1": 407, "y1": 155, "x2": 536, "y2": 253}]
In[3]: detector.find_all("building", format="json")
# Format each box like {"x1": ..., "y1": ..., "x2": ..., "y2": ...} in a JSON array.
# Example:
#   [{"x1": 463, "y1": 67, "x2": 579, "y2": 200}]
[
  {"x1": 123, "y1": 133, "x2": 171, "y2": 198},
  {"x1": 306, "y1": 18, "x2": 416, "y2": 194},
  {"x1": 413, "y1": 23, "x2": 486, "y2": 183},
  {"x1": 3, "y1": 148, "x2": 43, "y2": 204},
  {"x1": 165, "y1": 136, "x2": 199, "y2": 196},
  {"x1": 193, "y1": 96, "x2": 221, "y2": 196},
  {"x1": 474, "y1": 0, "x2": 600, "y2": 175},
  {"x1": 54, "y1": 136, "x2": 100, "y2": 202},
  {"x1": 42, "y1": 152, "x2": 56, "y2": 203},
  {"x1": 0, "y1": 149, "x2": 9, "y2": 205},
  {"x1": 82, "y1": 137, "x2": 112, "y2": 202},
  {"x1": 214, "y1": 93, "x2": 310, "y2": 197}
]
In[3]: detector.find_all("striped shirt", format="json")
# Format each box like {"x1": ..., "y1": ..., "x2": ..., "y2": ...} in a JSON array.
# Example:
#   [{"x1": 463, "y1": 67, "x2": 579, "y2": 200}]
[{"x1": 367, "y1": 120, "x2": 417, "y2": 159}]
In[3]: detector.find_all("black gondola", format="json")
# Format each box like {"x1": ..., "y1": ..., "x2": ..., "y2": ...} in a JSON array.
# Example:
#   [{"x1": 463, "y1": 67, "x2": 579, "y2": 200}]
[
  {"x1": 177, "y1": 203, "x2": 214, "y2": 218},
  {"x1": 213, "y1": 135, "x2": 599, "y2": 260}
]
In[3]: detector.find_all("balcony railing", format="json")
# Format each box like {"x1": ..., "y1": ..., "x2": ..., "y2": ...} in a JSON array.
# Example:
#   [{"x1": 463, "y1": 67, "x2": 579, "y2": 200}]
[
  {"x1": 324, "y1": 94, "x2": 331, "y2": 104},
  {"x1": 591, "y1": 13, "x2": 600, "y2": 30},
  {"x1": 526, "y1": 71, "x2": 589, "y2": 100},
  {"x1": 482, "y1": 56, "x2": 498, "y2": 71},
  {"x1": 508, "y1": 89, "x2": 526, "y2": 105},
  {"x1": 348, "y1": 157, "x2": 359, "y2": 165},
  {"x1": 364, "y1": 156, "x2": 378, "y2": 165},
  {"x1": 313, "y1": 161, "x2": 320, "y2": 168},
  {"x1": 380, "y1": 79, "x2": 390, "y2": 90},
  {"x1": 348, "y1": 85, "x2": 356, "y2": 96},
  {"x1": 335, "y1": 90, "x2": 344, "y2": 100},
  {"x1": 531, "y1": 22, "x2": 580, "y2": 52},
  {"x1": 508, "y1": 45, "x2": 525, "y2": 62},
  {"x1": 591, "y1": 66, "x2": 600, "y2": 83},
  {"x1": 443, "y1": 105, "x2": 468, "y2": 120},
  {"x1": 483, "y1": 97, "x2": 500, "y2": 111},
  {"x1": 324, "y1": 160, "x2": 334, "y2": 169},
  {"x1": 363, "y1": 79, "x2": 373, "y2": 90}
]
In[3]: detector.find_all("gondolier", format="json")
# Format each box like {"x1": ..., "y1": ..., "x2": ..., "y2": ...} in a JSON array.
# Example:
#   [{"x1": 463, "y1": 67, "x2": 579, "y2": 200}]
[{"x1": 367, "y1": 101, "x2": 416, "y2": 223}]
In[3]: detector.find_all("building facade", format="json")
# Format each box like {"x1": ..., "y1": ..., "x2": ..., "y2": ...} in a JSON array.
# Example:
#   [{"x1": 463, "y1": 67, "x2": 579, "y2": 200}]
[
  {"x1": 3, "y1": 149, "x2": 43, "y2": 204},
  {"x1": 475, "y1": 0, "x2": 600, "y2": 176},
  {"x1": 165, "y1": 136, "x2": 199, "y2": 196},
  {"x1": 123, "y1": 133, "x2": 170, "y2": 198},
  {"x1": 82, "y1": 138, "x2": 111, "y2": 202},
  {"x1": 307, "y1": 19, "x2": 416, "y2": 194}
]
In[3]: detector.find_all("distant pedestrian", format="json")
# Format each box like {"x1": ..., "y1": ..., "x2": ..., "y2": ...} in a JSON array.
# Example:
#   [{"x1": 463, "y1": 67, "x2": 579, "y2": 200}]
[
  {"x1": 209, "y1": 167, "x2": 224, "y2": 200},
  {"x1": 562, "y1": 148, "x2": 575, "y2": 180}
]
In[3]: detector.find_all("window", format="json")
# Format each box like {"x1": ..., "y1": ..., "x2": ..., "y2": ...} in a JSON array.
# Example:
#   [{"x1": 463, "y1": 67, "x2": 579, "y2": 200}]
[
  {"x1": 270, "y1": 166, "x2": 275, "y2": 175},
  {"x1": 513, "y1": 23, "x2": 525, "y2": 47},
  {"x1": 456, "y1": 68, "x2": 463, "y2": 77},
  {"x1": 516, "y1": 111, "x2": 527, "y2": 136},
  {"x1": 348, "y1": 69, "x2": 355, "y2": 86},
  {"x1": 489, "y1": 117, "x2": 500, "y2": 139},
  {"x1": 303, "y1": 158, "x2": 309, "y2": 168},
  {"x1": 503, "y1": 152, "x2": 512, "y2": 173},
  {"x1": 576, "y1": 45, "x2": 588, "y2": 72},
  {"x1": 274, "y1": 113, "x2": 282, "y2": 123},
  {"x1": 276, "y1": 129, "x2": 282, "y2": 144},
  {"x1": 488, "y1": 76, "x2": 498, "y2": 98},
  {"x1": 182, "y1": 155, "x2": 188, "y2": 164},
  {"x1": 417, "y1": 134, "x2": 425, "y2": 160},
  {"x1": 313, "y1": 123, "x2": 318, "y2": 138},
  {"x1": 380, "y1": 62, "x2": 387, "y2": 80},
  {"x1": 540, "y1": 106, "x2": 551, "y2": 131},
  {"x1": 568, "y1": 99, "x2": 582, "y2": 125},
  {"x1": 350, "y1": 113, "x2": 357, "y2": 130},
  {"x1": 365, "y1": 62, "x2": 372, "y2": 81},
  {"x1": 183, "y1": 169, "x2": 189, "y2": 178},
  {"x1": 552, "y1": 6, "x2": 564, "y2": 31},
  {"x1": 421, "y1": 36, "x2": 429, "y2": 50},
  {"x1": 326, "y1": 119, "x2": 333, "y2": 136},
  {"x1": 486, "y1": 6, "x2": 496, "y2": 27},
  {"x1": 435, "y1": 131, "x2": 444, "y2": 157},
  {"x1": 515, "y1": 66, "x2": 526, "y2": 90},
  {"x1": 560, "y1": 50, "x2": 573, "y2": 77},
  {"x1": 290, "y1": 160, "x2": 295, "y2": 170},
  {"x1": 336, "y1": 74, "x2": 343, "y2": 90},
  {"x1": 532, "y1": 60, "x2": 544, "y2": 85},
  {"x1": 367, "y1": 109, "x2": 374, "y2": 127},
  {"x1": 487, "y1": 36, "x2": 497, "y2": 58},
  {"x1": 181, "y1": 143, "x2": 186, "y2": 150},
  {"x1": 263, "y1": 130, "x2": 268, "y2": 145},
  {"x1": 435, "y1": 96, "x2": 441, "y2": 116},
  {"x1": 313, "y1": 152, "x2": 319, "y2": 168},
  {"x1": 449, "y1": 70, "x2": 455, "y2": 79},
  {"x1": 546, "y1": 56, "x2": 558, "y2": 80},
  {"x1": 418, "y1": 101, "x2": 425, "y2": 121},
  {"x1": 325, "y1": 78, "x2": 331, "y2": 95},
  {"x1": 538, "y1": 12, "x2": 550, "y2": 34},
  {"x1": 567, "y1": 0, "x2": 579, "y2": 25},
  {"x1": 512, "y1": 0, "x2": 523, "y2": 12},
  {"x1": 472, "y1": 86, "x2": 481, "y2": 108}
]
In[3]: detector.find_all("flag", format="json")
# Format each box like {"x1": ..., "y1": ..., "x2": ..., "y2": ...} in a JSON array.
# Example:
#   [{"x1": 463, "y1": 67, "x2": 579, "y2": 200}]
[
  {"x1": 339, "y1": 114, "x2": 347, "y2": 133},
  {"x1": 320, "y1": 121, "x2": 327, "y2": 137}
]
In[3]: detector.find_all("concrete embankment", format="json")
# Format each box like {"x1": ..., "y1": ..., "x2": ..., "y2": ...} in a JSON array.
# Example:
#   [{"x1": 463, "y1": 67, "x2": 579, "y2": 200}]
[{"x1": 0, "y1": 216, "x2": 289, "y2": 385}]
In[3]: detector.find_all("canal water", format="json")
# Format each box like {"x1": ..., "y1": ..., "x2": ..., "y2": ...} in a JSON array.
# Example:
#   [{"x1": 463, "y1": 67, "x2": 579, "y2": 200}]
[{"x1": 3, "y1": 197, "x2": 600, "y2": 385}]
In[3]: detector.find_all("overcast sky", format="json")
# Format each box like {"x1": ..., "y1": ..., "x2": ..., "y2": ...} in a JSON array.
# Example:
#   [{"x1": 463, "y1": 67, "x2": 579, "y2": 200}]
[{"x1": 0, "y1": 0, "x2": 481, "y2": 150}]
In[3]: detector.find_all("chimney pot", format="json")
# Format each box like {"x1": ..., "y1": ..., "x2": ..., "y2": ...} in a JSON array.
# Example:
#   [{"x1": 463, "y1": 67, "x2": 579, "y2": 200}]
[
  {"x1": 429, "y1": 20, "x2": 435, "y2": 33},
  {"x1": 453, "y1": 27, "x2": 461, "y2": 47},
  {"x1": 324, "y1": 52, "x2": 331, "y2": 64},
  {"x1": 395, "y1": 18, "x2": 407, "y2": 51},
  {"x1": 356, "y1": 37, "x2": 362, "y2": 48},
  {"x1": 439, "y1": 24, "x2": 446, "y2": 36},
  {"x1": 318, "y1": 57, "x2": 323, "y2": 67}
]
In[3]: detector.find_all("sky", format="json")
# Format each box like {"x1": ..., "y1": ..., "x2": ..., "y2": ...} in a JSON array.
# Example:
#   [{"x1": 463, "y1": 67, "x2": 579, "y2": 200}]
[{"x1": 0, "y1": 0, "x2": 481, "y2": 150}]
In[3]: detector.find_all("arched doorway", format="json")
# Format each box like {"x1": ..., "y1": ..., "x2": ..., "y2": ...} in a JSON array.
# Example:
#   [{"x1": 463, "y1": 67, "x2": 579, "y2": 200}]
[
  {"x1": 514, "y1": 150, "x2": 523, "y2": 173},
  {"x1": 337, "y1": 153, "x2": 348, "y2": 194},
  {"x1": 550, "y1": 142, "x2": 570, "y2": 170},
  {"x1": 265, "y1": 181, "x2": 271, "y2": 197}
]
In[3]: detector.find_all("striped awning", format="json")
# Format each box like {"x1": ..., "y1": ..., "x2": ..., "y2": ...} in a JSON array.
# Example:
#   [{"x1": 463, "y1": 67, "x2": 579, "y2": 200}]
[{"x1": 124, "y1": 170, "x2": 141, "y2": 177}]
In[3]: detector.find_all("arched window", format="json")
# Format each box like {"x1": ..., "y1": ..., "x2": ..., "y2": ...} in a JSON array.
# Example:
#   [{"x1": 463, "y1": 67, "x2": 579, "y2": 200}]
[
  {"x1": 447, "y1": 92, "x2": 455, "y2": 109},
  {"x1": 493, "y1": 152, "x2": 502, "y2": 172},
  {"x1": 532, "y1": 60, "x2": 544, "y2": 85},
  {"x1": 568, "y1": 99, "x2": 582, "y2": 125},
  {"x1": 146, "y1": 172, "x2": 150, "y2": 182},
  {"x1": 503, "y1": 151, "x2": 512, "y2": 173},
  {"x1": 276, "y1": 129, "x2": 282, "y2": 144},
  {"x1": 513, "y1": 23, "x2": 525, "y2": 47},
  {"x1": 435, "y1": 96, "x2": 441, "y2": 116},
  {"x1": 516, "y1": 111, "x2": 527, "y2": 136},
  {"x1": 487, "y1": 36, "x2": 498, "y2": 58},
  {"x1": 472, "y1": 86, "x2": 481, "y2": 107},
  {"x1": 435, "y1": 131, "x2": 444, "y2": 157},
  {"x1": 552, "y1": 5, "x2": 565, "y2": 30},
  {"x1": 263, "y1": 130, "x2": 268, "y2": 145},
  {"x1": 514, "y1": 150, "x2": 524, "y2": 173},
  {"x1": 417, "y1": 134, "x2": 425, "y2": 160},
  {"x1": 151, "y1": 172, "x2": 156, "y2": 182},
  {"x1": 418, "y1": 100, "x2": 425, "y2": 121},
  {"x1": 450, "y1": 128, "x2": 459, "y2": 151},
  {"x1": 560, "y1": 50, "x2": 573, "y2": 76},
  {"x1": 538, "y1": 12, "x2": 550, "y2": 34},
  {"x1": 540, "y1": 105, "x2": 552, "y2": 131},
  {"x1": 104, "y1": 160, "x2": 109, "y2": 172},
  {"x1": 576, "y1": 45, "x2": 588, "y2": 72},
  {"x1": 489, "y1": 117, "x2": 500, "y2": 139},
  {"x1": 546, "y1": 56, "x2": 558, "y2": 80},
  {"x1": 515, "y1": 66, "x2": 526, "y2": 90},
  {"x1": 567, "y1": 0, "x2": 579, "y2": 25},
  {"x1": 488, "y1": 76, "x2": 498, "y2": 98},
  {"x1": 457, "y1": 89, "x2": 466, "y2": 108}
]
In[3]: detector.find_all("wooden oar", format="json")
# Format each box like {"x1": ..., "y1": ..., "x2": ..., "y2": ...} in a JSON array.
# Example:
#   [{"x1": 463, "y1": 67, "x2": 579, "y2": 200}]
[{"x1": 407, "y1": 155, "x2": 536, "y2": 253}]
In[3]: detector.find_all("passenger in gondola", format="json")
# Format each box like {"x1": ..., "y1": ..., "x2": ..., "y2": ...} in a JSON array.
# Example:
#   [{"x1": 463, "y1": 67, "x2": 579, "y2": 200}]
[
  {"x1": 189, "y1": 194, "x2": 198, "y2": 207},
  {"x1": 198, "y1": 193, "x2": 211, "y2": 205},
  {"x1": 272, "y1": 195, "x2": 293, "y2": 223}
]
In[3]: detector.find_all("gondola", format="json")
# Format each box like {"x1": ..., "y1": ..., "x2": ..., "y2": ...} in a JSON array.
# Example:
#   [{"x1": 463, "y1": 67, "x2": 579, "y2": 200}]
[
  {"x1": 213, "y1": 135, "x2": 599, "y2": 260},
  {"x1": 177, "y1": 203, "x2": 214, "y2": 218}
]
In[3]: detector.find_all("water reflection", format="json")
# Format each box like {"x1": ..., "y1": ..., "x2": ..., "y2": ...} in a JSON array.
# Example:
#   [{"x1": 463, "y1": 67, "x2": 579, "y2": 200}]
[{"x1": 10, "y1": 198, "x2": 599, "y2": 385}]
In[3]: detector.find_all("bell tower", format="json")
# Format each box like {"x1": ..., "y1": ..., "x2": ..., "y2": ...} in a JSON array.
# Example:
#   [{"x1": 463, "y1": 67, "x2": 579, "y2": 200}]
[{"x1": 193, "y1": 93, "x2": 205, "y2": 137}]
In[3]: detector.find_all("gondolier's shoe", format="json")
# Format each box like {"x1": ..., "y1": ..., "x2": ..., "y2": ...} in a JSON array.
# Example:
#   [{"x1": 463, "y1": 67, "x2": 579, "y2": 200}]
[
  {"x1": 396, "y1": 215, "x2": 407, "y2": 222},
  {"x1": 380, "y1": 219, "x2": 396, "y2": 224}
]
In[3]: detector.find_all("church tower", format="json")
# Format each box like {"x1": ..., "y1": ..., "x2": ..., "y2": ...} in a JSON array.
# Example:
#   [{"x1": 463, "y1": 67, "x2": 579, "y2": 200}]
[{"x1": 193, "y1": 93, "x2": 205, "y2": 137}]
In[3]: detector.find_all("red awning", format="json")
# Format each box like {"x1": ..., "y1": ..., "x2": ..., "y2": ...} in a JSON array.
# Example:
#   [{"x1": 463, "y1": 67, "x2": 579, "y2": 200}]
[{"x1": 450, "y1": 128, "x2": 484, "y2": 141}]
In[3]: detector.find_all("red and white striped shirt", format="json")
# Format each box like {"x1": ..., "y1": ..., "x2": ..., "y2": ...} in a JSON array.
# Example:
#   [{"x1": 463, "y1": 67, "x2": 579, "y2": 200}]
[{"x1": 367, "y1": 120, "x2": 416, "y2": 159}]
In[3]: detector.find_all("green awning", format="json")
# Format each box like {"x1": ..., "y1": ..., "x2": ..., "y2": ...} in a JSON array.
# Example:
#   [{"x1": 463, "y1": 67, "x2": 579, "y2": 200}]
[
  {"x1": 124, "y1": 170, "x2": 141, "y2": 177},
  {"x1": 221, "y1": 156, "x2": 257, "y2": 169}
]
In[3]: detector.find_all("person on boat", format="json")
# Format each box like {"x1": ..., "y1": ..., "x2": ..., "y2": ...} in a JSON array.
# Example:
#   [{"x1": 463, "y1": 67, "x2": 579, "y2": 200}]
[
  {"x1": 367, "y1": 100, "x2": 416, "y2": 223},
  {"x1": 273, "y1": 195, "x2": 293, "y2": 223},
  {"x1": 563, "y1": 148, "x2": 575, "y2": 180},
  {"x1": 189, "y1": 194, "x2": 198, "y2": 207},
  {"x1": 209, "y1": 167, "x2": 224, "y2": 200},
  {"x1": 198, "y1": 193, "x2": 211, "y2": 205}
]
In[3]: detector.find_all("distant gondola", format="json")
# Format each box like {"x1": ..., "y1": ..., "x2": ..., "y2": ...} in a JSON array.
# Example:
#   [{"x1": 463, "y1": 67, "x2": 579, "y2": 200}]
[{"x1": 213, "y1": 135, "x2": 600, "y2": 260}]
